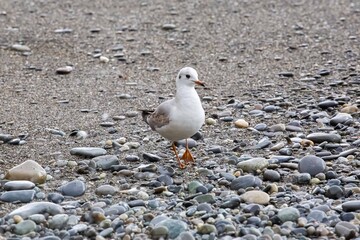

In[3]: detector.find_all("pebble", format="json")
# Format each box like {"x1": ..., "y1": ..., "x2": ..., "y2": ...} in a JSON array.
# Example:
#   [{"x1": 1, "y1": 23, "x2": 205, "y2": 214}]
[
  {"x1": 230, "y1": 175, "x2": 262, "y2": 190},
  {"x1": 277, "y1": 207, "x2": 300, "y2": 223},
  {"x1": 155, "y1": 218, "x2": 188, "y2": 239},
  {"x1": 298, "y1": 155, "x2": 326, "y2": 176},
  {"x1": 13, "y1": 220, "x2": 36, "y2": 235},
  {"x1": 59, "y1": 180, "x2": 86, "y2": 197},
  {"x1": 70, "y1": 147, "x2": 107, "y2": 157},
  {"x1": 91, "y1": 155, "x2": 119, "y2": 170},
  {"x1": 234, "y1": 119, "x2": 249, "y2": 128},
  {"x1": 0, "y1": 190, "x2": 35, "y2": 203},
  {"x1": 5, "y1": 160, "x2": 47, "y2": 184},
  {"x1": 7, "y1": 202, "x2": 64, "y2": 219},
  {"x1": 329, "y1": 113, "x2": 353, "y2": 125},
  {"x1": 335, "y1": 221, "x2": 359, "y2": 239},
  {"x1": 237, "y1": 157, "x2": 268, "y2": 172},
  {"x1": 143, "y1": 152, "x2": 162, "y2": 162},
  {"x1": 3, "y1": 180, "x2": 35, "y2": 190},
  {"x1": 240, "y1": 190, "x2": 270, "y2": 205},
  {"x1": 263, "y1": 170, "x2": 281, "y2": 181},
  {"x1": 11, "y1": 44, "x2": 31, "y2": 52},
  {"x1": 306, "y1": 132, "x2": 341, "y2": 143},
  {"x1": 56, "y1": 66, "x2": 73, "y2": 74},
  {"x1": 342, "y1": 200, "x2": 360, "y2": 212},
  {"x1": 95, "y1": 185, "x2": 117, "y2": 196}
]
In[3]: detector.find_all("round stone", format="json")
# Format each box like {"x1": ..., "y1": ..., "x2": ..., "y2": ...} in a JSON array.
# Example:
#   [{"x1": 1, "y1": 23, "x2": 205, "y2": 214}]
[
  {"x1": 240, "y1": 190, "x2": 270, "y2": 205},
  {"x1": 335, "y1": 221, "x2": 359, "y2": 239},
  {"x1": 234, "y1": 119, "x2": 249, "y2": 128},
  {"x1": 230, "y1": 175, "x2": 262, "y2": 190},
  {"x1": 59, "y1": 180, "x2": 86, "y2": 197},
  {"x1": 263, "y1": 170, "x2": 281, "y2": 181},
  {"x1": 95, "y1": 185, "x2": 117, "y2": 196},
  {"x1": 325, "y1": 185, "x2": 344, "y2": 199},
  {"x1": 13, "y1": 220, "x2": 36, "y2": 235},
  {"x1": 298, "y1": 155, "x2": 326, "y2": 176},
  {"x1": 277, "y1": 207, "x2": 300, "y2": 223}
]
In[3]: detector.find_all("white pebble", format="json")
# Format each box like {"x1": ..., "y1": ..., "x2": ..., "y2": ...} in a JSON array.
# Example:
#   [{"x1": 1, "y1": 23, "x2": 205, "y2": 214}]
[{"x1": 99, "y1": 56, "x2": 109, "y2": 63}]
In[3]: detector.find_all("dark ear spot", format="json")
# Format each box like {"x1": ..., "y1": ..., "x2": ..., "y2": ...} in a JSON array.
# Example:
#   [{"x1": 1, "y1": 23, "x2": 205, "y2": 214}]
[{"x1": 186, "y1": 74, "x2": 190, "y2": 79}]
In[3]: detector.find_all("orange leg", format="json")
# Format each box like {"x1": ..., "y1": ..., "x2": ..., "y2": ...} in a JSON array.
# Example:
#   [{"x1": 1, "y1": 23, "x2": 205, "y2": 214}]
[
  {"x1": 172, "y1": 142, "x2": 186, "y2": 169},
  {"x1": 181, "y1": 139, "x2": 195, "y2": 164}
]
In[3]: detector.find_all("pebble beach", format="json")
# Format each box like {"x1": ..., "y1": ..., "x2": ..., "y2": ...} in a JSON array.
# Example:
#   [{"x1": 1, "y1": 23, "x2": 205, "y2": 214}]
[{"x1": 1, "y1": 0, "x2": 360, "y2": 239}]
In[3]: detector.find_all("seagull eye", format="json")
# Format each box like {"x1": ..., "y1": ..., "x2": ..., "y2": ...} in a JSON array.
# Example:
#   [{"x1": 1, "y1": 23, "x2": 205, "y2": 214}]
[
  {"x1": 186, "y1": 74, "x2": 190, "y2": 79},
  {"x1": 179, "y1": 75, "x2": 181, "y2": 79}
]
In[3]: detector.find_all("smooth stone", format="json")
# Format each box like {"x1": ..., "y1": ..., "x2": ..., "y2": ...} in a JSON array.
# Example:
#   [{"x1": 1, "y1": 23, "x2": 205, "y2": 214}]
[
  {"x1": 263, "y1": 170, "x2": 281, "y2": 181},
  {"x1": 340, "y1": 105, "x2": 359, "y2": 113},
  {"x1": 59, "y1": 180, "x2": 86, "y2": 197},
  {"x1": 7, "y1": 202, "x2": 64, "y2": 219},
  {"x1": 254, "y1": 123, "x2": 268, "y2": 131},
  {"x1": 307, "y1": 210, "x2": 327, "y2": 222},
  {"x1": 125, "y1": 155, "x2": 140, "y2": 162},
  {"x1": 342, "y1": 200, "x2": 360, "y2": 212},
  {"x1": 128, "y1": 199, "x2": 146, "y2": 207},
  {"x1": 296, "y1": 173, "x2": 311, "y2": 184},
  {"x1": 28, "y1": 214, "x2": 46, "y2": 224},
  {"x1": 268, "y1": 123, "x2": 286, "y2": 132},
  {"x1": 48, "y1": 192, "x2": 65, "y2": 204},
  {"x1": 237, "y1": 157, "x2": 269, "y2": 172},
  {"x1": 241, "y1": 190, "x2": 270, "y2": 205},
  {"x1": 56, "y1": 66, "x2": 73, "y2": 74},
  {"x1": 254, "y1": 137, "x2": 271, "y2": 149},
  {"x1": 156, "y1": 219, "x2": 188, "y2": 239},
  {"x1": 49, "y1": 214, "x2": 69, "y2": 229},
  {"x1": 335, "y1": 221, "x2": 359, "y2": 239},
  {"x1": 277, "y1": 207, "x2": 300, "y2": 223},
  {"x1": 11, "y1": 44, "x2": 31, "y2": 52},
  {"x1": 298, "y1": 155, "x2": 326, "y2": 176},
  {"x1": 99, "y1": 227, "x2": 114, "y2": 237},
  {"x1": 158, "y1": 174, "x2": 173, "y2": 186},
  {"x1": 230, "y1": 175, "x2": 262, "y2": 190},
  {"x1": 3, "y1": 180, "x2": 35, "y2": 190},
  {"x1": 220, "y1": 197, "x2": 240, "y2": 209},
  {"x1": 306, "y1": 133, "x2": 341, "y2": 143},
  {"x1": 13, "y1": 220, "x2": 36, "y2": 235},
  {"x1": 143, "y1": 153, "x2": 162, "y2": 162},
  {"x1": 5, "y1": 160, "x2": 47, "y2": 184},
  {"x1": 92, "y1": 155, "x2": 119, "y2": 170},
  {"x1": 0, "y1": 189, "x2": 35, "y2": 203},
  {"x1": 70, "y1": 147, "x2": 107, "y2": 157},
  {"x1": 197, "y1": 224, "x2": 217, "y2": 234},
  {"x1": 318, "y1": 100, "x2": 338, "y2": 109},
  {"x1": 194, "y1": 194, "x2": 216, "y2": 204},
  {"x1": 188, "y1": 181, "x2": 204, "y2": 194},
  {"x1": 152, "y1": 226, "x2": 168, "y2": 239},
  {"x1": 330, "y1": 113, "x2": 353, "y2": 125},
  {"x1": 162, "y1": 23, "x2": 176, "y2": 30},
  {"x1": 234, "y1": 119, "x2": 249, "y2": 128},
  {"x1": 325, "y1": 185, "x2": 344, "y2": 199},
  {"x1": 95, "y1": 185, "x2": 117, "y2": 196}
]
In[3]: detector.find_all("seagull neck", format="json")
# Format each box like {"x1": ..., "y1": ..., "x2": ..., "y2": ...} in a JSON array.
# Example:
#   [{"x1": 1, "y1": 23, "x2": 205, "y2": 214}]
[{"x1": 175, "y1": 85, "x2": 197, "y2": 102}]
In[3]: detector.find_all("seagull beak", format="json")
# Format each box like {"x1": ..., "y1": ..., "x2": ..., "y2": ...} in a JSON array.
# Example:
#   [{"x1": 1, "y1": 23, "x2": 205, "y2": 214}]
[{"x1": 194, "y1": 80, "x2": 205, "y2": 87}]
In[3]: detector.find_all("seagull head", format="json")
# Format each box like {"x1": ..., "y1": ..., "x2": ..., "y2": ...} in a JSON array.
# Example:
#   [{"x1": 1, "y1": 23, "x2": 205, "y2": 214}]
[{"x1": 176, "y1": 67, "x2": 205, "y2": 88}]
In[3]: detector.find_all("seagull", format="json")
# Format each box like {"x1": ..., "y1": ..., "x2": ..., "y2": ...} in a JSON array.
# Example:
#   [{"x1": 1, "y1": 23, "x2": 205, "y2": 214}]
[{"x1": 142, "y1": 67, "x2": 205, "y2": 168}]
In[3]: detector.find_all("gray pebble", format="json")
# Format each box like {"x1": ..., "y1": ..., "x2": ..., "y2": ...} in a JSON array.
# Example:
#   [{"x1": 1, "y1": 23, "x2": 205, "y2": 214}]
[
  {"x1": 298, "y1": 155, "x2": 326, "y2": 176},
  {"x1": 306, "y1": 132, "x2": 341, "y2": 143},
  {"x1": 3, "y1": 180, "x2": 35, "y2": 190},
  {"x1": 70, "y1": 147, "x2": 107, "y2": 157},
  {"x1": 13, "y1": 220, "x2": 36, "y2": 235},
  {"x1": 92, "y1": 155, "x2": 119, "y2": 170},
  {"x1": 59, "y1": 180, "x2": 86, "y2": 197},
  {"x1": 0, "y1": 190, "x2": 35, "y2": 203}
]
